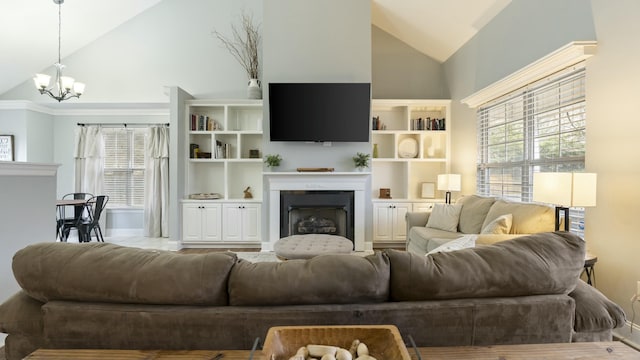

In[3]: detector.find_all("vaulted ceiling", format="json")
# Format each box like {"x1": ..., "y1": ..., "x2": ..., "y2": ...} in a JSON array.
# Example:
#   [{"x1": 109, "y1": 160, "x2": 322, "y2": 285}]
[{"x1": 0, "y1": 0, "x2": 510, "y2": 96}]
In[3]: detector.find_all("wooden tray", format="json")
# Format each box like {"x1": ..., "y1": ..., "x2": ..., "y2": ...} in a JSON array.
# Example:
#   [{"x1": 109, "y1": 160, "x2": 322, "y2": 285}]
[
  {"x1": 296, "y1": 167, "x2": 335, "y2": 172},
  {"x1": 262, "y1": 325, "x2": 411, "y2": 360}
]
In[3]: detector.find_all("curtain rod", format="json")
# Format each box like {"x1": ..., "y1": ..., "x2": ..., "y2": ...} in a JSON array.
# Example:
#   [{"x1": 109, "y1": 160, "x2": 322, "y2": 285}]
[{"x1": 77, "y1": 123, "x2": 169, "y2": 127}]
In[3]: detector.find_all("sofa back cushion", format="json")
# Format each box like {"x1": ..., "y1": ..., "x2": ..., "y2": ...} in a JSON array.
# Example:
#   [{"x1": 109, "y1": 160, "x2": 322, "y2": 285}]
[
  {"x1": 228, "y1": 251, "x2": 390, "y2": 306},
  {"x1": 385, "y1": 232, "x2": 585, "y2": 301},
  {"x1": 482, "y1": 199, "x2": 555, "y2": 234},
  {"x1": 456, "y1": 195, "x2": 496, "y2": 234},
  {"x1": 13, "y1": 242, "x2": 236, "y2": 306}
]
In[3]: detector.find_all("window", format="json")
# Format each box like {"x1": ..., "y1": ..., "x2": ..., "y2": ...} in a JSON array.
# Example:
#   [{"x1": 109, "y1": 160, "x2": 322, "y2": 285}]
[
  {"x1": 477, "y1": 65, "x2": 586, "y2": 235},
  {"x1": 103, "y1": 128, "x2": 146, "y2": 208}
]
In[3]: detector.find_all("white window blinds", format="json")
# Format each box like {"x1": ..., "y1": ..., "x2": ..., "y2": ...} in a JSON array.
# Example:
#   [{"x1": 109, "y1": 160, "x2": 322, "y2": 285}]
[
  {"x1": 103, "y1": 128, "x2": 146, "y2": 208},
  {"x1": 477, "y1": 65, "x2": 586, "y2": 234}
]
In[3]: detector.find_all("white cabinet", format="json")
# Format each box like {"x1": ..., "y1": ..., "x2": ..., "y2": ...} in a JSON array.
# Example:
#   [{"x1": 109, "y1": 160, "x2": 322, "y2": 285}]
[
  {"x1": 412, "y1": 202, "x2": 436, "y2": 213},
  {"x1": 371, "y1": 99, "x2": 451, "y2": 201},
  {"x1": 372, "y1": 202, "x2": 412, "y2": 244},
  {"x1": 182, "y1": 202, "x2": 222, "y2": 243},
  {"x1": 222, "y1": 203, "x2": 261, "y2": 242}
]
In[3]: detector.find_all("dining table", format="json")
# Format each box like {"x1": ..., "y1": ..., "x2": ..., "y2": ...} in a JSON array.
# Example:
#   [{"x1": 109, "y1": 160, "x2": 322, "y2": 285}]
[{"x1": 56, "y1": 199, "x2": 92, "y2": 241}]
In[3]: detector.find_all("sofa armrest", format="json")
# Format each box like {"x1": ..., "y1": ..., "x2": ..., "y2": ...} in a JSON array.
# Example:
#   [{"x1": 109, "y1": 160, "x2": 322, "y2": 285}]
[
  {"x1": 569, "y1": 279, "x2": 626, "y2": 332},
  {"x1": 405, "y1": 211, "x2": 430, "y2": 236}
]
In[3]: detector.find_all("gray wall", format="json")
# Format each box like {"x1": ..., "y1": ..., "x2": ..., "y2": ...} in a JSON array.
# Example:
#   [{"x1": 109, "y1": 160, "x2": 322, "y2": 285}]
[
  {"x1": 444, "y1": 0, "x2": 596, "y2": 195},
  {"x1": 372, "y1": 25, "x2": 449, "y2": 99}
]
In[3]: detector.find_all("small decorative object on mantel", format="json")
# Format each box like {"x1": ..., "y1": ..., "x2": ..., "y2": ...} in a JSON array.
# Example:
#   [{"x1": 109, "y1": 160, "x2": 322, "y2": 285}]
[
  {"x1": 264, "y1": 154, "x2": 282, "y2": 168},
  {"x1": 296, "y1": 168, "x2": 335, "y2": 172},
  {"x1": 213, "y1": 11, "x2": 262, "y2": 99},
  {"x1": 352, "y1": 152, "x2": 371, "y2": 171}
]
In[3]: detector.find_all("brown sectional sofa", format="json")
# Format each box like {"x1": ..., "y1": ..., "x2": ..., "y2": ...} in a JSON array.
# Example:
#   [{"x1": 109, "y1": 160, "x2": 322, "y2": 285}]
[{"x1": 0, "y1": 232, "x2": 626, "y2": 360}]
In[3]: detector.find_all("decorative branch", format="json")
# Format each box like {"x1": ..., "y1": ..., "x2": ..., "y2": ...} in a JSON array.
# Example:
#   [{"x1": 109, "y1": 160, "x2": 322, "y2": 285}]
[{"x1": 213, "y1": 11, "x2": 261, "y2": 80}]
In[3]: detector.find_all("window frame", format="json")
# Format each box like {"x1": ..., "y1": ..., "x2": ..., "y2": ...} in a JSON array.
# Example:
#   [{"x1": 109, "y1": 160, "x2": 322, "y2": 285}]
[
  {"x1": 476, "y1": 65, "x2": 587, "y2": 235},
  {"x1": 102, "y1": 127, "x2": 146, "y2": 209}
]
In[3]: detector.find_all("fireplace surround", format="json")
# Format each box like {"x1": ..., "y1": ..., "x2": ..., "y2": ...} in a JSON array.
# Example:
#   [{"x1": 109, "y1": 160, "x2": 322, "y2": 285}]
[{"x1": 264, "y1": 172, "x2": 369, "y2": 251}]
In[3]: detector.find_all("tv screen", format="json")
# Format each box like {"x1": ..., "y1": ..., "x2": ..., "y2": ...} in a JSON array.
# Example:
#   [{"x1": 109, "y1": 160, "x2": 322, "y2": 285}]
[{"x1": 269, "y1": 83, "x2": 371, "y2": 142}]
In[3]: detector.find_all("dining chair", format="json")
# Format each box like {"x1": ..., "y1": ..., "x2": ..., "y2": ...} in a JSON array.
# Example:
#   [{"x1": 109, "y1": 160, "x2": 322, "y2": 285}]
[
  {"x1": 57, "y1": 192, "x2": 93, "y2": 241},
  {"x1": 75, "y1": 195, "x2": 109, "y2": 242}
]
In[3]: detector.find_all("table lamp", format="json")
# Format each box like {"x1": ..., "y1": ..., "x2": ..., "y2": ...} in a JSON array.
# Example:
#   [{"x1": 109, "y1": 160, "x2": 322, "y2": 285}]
[
  {"x1": 532, "y1": 172, "x2": 597, "y2": 231},
  {"x1": 437, "y1": 174, "x2": 461, "y2": 204}
]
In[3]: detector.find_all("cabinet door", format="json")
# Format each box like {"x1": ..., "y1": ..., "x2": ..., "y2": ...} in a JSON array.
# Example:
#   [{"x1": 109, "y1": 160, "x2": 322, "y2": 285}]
[
  {"x1": 241, "y1": 204, "x2": 261, "y2": 242},
  {"x1": 182, "y1": 204, "x2": 203, "y2": 242},
  {"x1": 372, "y1": 203, "x2": 393, "y2": 242},
  {"x1": 202, "y1": 204, "x2": 222, "y2": 242},
  {"x1": 222, "y1": 204, "x2": 243, "y2": 241},
  {"x1": 223, "y1": 203, "x2": 262, "y2": 242},
  {"x1": 413, "y1": 202, "x2": 434, "y2": 213},
  {"x1": 392, "y1": 203, "x2": 411, "y2": 240}
]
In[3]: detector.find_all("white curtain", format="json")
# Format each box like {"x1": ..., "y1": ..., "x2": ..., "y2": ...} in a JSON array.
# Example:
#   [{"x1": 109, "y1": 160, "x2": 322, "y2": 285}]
[
  {"x1": 144, "y1": 126, "x2": 169, "y2": 237},
  {"x1": 74, "y1": 126, "x2": 104, "y2": 195}
]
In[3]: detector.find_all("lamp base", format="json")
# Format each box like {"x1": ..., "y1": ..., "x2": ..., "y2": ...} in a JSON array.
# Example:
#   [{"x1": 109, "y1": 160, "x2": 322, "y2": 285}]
[
  {"x1": 445, "y1": 191, "x2": 452, "y2": 204},
  {"x1": 555, "y1": 206, "x2": 570, "y2": 231}
]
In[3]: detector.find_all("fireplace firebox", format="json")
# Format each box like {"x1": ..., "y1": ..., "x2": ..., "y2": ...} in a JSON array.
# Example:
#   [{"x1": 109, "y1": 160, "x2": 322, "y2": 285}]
[{"x1": 280, "y1": 190, "x2": 354, "y2": 241}]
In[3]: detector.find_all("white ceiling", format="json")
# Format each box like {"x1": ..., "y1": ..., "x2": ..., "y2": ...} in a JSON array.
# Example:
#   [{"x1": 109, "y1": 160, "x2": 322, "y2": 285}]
[{"x1": 0, "y1": 0, "x2": 510, "y2": 97}]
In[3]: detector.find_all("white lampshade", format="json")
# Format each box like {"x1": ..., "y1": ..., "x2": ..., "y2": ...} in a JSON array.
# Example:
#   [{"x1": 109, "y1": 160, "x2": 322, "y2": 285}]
[
  {"x1": 60, "y1": 76, "x2": 75, "y2": 90},
  {"x1": 533, "y1": 172, "x2": 597, "y2": 207},
  {"x1": 437, "y1": 174, "x2": 461, "y2": 192},
  {"x1": 33, "y1": 73, "x2": 51, "y2": 89},
  {"x1": 73, "y1": 82, "x2": 85, "y2": 95}
]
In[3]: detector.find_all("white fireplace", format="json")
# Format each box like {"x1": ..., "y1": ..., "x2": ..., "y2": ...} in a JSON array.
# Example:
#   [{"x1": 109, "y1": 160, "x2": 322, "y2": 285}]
[{"x1": 263, "y1": 172, "x2": 370, "y2": 251}]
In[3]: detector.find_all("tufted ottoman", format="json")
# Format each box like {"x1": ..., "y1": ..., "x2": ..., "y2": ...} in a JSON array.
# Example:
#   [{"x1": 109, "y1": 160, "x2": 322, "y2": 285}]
[{"x1": 274, "y1": 234, "x2": 354, "y2": 260}]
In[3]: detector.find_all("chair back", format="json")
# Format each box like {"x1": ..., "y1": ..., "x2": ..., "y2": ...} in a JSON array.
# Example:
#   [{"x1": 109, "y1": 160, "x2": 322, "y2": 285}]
[
  {"x1": 61, "y1": 192, "x2": 94, "y2": 220},
  {"x1": 62, "y1": 192, "x2": 94, "y2": 200},
  {"x1": 88, "y1": 195, "x2": 109, "y2": 225}
]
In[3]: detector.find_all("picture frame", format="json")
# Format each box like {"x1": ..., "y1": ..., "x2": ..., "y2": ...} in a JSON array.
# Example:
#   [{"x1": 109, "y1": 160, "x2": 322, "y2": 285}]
[
  {"x1": 421, "y1": 182, "x2": 435, "y2": 198},
  {"x1": 0, "y1": 135, "x2": 14, "y2": 161}
]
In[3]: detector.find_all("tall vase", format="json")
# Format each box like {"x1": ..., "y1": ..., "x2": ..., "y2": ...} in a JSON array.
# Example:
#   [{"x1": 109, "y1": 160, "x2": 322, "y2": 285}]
[{"x1": 248, "y1": 79, "x2": 262, "y2": 99}]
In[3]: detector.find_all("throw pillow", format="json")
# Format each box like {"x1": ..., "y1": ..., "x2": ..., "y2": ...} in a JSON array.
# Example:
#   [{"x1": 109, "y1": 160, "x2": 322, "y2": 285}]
[
  {"x1": 426, "y1": 235, "x2": 477, "y2": 255},
  {"x1": 480, "y1": 213, "x2": 513, "y2": 234},
  {"x1": 425, "y1": 203, "x2": 462, "y2": 232}
]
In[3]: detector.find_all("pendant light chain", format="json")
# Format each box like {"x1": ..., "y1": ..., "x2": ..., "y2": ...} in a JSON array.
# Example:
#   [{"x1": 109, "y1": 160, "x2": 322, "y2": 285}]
[{"x1": 57, "y1": 1, "x2": 62, "y2": 65}]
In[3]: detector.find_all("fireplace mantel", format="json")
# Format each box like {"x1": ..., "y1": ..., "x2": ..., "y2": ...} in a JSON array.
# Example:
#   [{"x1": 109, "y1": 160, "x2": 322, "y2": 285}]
[{"x1": 264, "y1": 172, "x2": 370, "y2": 251}]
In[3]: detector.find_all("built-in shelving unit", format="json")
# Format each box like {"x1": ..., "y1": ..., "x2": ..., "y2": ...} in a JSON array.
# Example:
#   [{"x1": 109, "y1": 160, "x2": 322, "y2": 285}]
[
  {"x1": 182, "y1": 99, "x2": 263, "y2": 247},
  {"x1": 370, "y1": 99, "x2": 451, "y2": 245}
]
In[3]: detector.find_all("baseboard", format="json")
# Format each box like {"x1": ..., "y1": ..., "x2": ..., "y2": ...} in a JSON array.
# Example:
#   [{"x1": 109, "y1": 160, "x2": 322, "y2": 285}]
[{"x1": 613, "y1": 321, "x2": 640, "y2": 351}]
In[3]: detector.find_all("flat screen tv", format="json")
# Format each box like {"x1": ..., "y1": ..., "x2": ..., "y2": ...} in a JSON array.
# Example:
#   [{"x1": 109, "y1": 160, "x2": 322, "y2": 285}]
[{"x1": 269, "y1": 82, "x2": 371, "y2": 142}]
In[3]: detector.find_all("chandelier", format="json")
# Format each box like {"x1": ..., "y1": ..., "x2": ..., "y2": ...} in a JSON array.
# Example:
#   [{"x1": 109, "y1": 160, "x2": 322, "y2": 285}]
[{"x1": 33, "y1": 0, "x2": 85, "y2": 102}]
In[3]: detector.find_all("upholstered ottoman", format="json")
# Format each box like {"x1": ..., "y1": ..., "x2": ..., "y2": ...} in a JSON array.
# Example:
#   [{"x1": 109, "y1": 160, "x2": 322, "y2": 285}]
[{"x1": 274, "y1": 234, "x2": 353, "y2": 260}]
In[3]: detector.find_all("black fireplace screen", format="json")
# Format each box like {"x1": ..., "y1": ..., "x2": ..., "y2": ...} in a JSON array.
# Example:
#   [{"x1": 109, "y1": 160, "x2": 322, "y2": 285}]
[{"x1": 280, "y1": 190, "x2": 354, "y2": 241}]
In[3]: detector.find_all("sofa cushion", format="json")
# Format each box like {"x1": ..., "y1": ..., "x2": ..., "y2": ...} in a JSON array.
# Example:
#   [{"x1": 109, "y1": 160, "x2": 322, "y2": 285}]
[
  {"x1": 228, "y1": 251, "x2": 390, "y2": 306},
  {"x1": 385, "y1": 232, "x2": 585, "y2": 301},
  {"x1": 457, "y1": 195, "x2": 496, "y2": 234},
  {"x1": 482, "y1": 200, "x2": 554, "y2": 234},
  {"x1": 426, "y1": 203, "x2": 462, "y2": 232},
  {"x1": 480, "y1": 214, "x2": 513, "y2": 234},
  {"x1": 426, "y1": 235, "x2": 476, "y2": 255},
  {"x1": 569, "y1": 279, "x2": 626, "y2": 332},
  {"x1": 13, "y1": 242, "x2": 236, "y2": 306},
  {"x1": 0, "y1": 290, "x2": 44, "y2": 337}
]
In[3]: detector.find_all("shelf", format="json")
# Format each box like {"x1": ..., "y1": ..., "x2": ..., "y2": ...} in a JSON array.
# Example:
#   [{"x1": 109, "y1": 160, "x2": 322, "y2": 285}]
[{"x1": 371, "y1": 99, "x2": 451, "y2": 205}]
